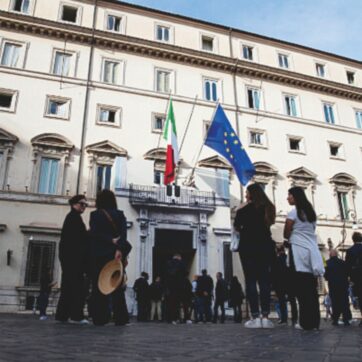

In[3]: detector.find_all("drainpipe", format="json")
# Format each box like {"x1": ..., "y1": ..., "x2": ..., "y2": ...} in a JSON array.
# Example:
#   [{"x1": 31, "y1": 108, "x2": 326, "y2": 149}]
[{"x1": 76, "y1": 0, "x2": 98, "y2": 194}]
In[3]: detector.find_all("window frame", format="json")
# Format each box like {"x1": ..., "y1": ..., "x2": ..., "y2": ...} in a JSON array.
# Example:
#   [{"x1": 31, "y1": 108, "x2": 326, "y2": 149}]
[
  {"x1": 315, "y1": 62, "x2": 326, "y2": 78},
  {"x1": 203, "y1": 77, "x2": 219, "y2": 102},
  {"x1": 287, "y1": 135, "x2": 305, "y2": 154},
  {"x1": 154, "y1": 67, "x2": 174, "y2": 94},
  {"x1": 0, "y1": 88, "x2": 18, "y2": 113},
  {"x1": 355, "y1": 109, "x2": 362, "y2": 129},
  {"x1": 0, "y1": 39, "x2": 27, "y2": 69},
  {"x1": 104, "y1": 11, "x2": 126, "y2": 34},
  {"x1": 50, "y1": 48, "x2": 78, "y2": 78},
  {"x1": 200, "y1": 33, "x2": 218, "y2": 53},
  {"x1": 283, "y1": 93, "x2": 299, "y2": 117},
  {"x1": 322, "y1": 102, "x2": 336, "y2": 124},
  {"x1": 58, "y1": 2, "x2": 82, "y2": 25},
  {"x1": 8, "y1": 0, "x2": 34, "y2": 15},
  {"x1": 328, "y1": 141, "x2": 344, "y2": 160},
  {"x1": 278, "y1": 52, "x2": 290, "y2": 69},
  {"x1": 151, "y1": 113, "x2": 166, "y2": 134},
  {"x1": 154, "y1": 22, "x2": 173, "y2": 44},
  {"x1": 246, "y1": 86, "x2": 262, "y2": 110},
  {"x1": 101, "y1": 57, "x2": 124, "y2": 85},
  {"x1": 248, "y1": 128, "x2": 267, "y2": 149},
  {"x1": 96, "y1": 104, "x2": 122, "y2": 128},
  {"x1": 346, "y1": 70, "x2": 355, "y2": 85},
  {"x1": 241, "y1": 44, "x2": 254, "y2": 61},
  {"x1": 44, "y1": 95, "x2": 71, "y2": 120},
  {"x1": 37, "y1": 156, "x2": 61, "y2": 195}
]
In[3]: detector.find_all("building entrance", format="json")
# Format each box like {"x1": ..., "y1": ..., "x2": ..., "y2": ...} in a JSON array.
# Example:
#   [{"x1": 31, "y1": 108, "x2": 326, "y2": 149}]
[{"x1": 153, "y1": 229, "x2": 195, "y2": 282}]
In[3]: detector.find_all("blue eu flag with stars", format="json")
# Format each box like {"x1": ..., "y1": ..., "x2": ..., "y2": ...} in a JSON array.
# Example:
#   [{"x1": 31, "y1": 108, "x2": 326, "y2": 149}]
[{"x1": 205, "y1": 104, "x2": 255, "y2": 185}]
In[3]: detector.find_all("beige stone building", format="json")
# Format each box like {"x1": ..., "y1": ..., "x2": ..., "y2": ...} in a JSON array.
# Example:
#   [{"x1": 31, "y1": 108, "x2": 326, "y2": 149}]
[{"x1": 0, "y1": 0, "x2": 361, "y2": 312}]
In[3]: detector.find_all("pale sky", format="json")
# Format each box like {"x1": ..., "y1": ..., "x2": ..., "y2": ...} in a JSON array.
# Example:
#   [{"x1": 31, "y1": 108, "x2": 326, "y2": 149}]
[{"x1": 121, "y1": 0, "x2": 362, "y2": 61}]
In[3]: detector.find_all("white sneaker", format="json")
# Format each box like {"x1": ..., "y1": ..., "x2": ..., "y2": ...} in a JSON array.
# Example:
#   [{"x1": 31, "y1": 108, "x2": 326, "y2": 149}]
[
  {"x1": 186, "y1": 320, "x2": 192, "y2": 324},
  {"x1": 171, "y1": 321, "x2": 177, "y2": 325},
  {"x1": 244, "y1": 318, "x2": 262, "y2": 328},
  {"x1": 294, "y1": 323, "x2": 303, "y2": 330},
  {"x1": 39, "y1": 316, "x2": 47, "y2": 321},
  {"x1": 261, "y1": 318, "x2": 274, "y2": 329}
]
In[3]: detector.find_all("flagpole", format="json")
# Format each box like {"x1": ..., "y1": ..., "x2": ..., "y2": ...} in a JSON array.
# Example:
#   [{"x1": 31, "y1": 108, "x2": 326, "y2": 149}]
[
  {"x1": 185, "y1": 101, "x2": 220, "y2": 184},
  {"x1": 174, "y1": 95, "x2": 198, "y2": 184}
]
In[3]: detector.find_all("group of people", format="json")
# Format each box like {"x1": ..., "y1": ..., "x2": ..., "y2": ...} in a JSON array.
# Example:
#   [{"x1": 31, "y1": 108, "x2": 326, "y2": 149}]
[
  {"x1": 39, "y1": 184, "x2": 362, "y2": 330},
  {"x1": 133, "y1": 267, "x2": 245, "y2": 324},
  {"x1": 234, "y1": 183, "x2": 362, "y2": 330},
  {"x1": 52, "y1": 189, "x2": 132, "y2": 326}
]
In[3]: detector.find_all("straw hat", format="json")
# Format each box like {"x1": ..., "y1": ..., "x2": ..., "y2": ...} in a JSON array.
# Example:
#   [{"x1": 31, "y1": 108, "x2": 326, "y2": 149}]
[{"x1": 98, "y1": 259, "x2": 124, "y2": 295}]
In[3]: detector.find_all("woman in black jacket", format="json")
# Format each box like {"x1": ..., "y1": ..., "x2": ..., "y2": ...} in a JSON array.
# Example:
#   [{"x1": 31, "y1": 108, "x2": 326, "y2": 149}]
[
  {"x1": 89, "y1": 189, "x2": 132, "y2": 326},
  {"x1": 55, "y1": 194, "x2": 89, "y2": 324},
  {"x1": 234, "y1": 183, "x2": 276, "y2": 328}
]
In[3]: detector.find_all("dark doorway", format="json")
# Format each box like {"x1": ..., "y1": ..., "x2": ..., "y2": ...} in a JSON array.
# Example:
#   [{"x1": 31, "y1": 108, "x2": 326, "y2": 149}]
[{"x1": 153, "y1": 229, "x2": 195, "y2": 282}]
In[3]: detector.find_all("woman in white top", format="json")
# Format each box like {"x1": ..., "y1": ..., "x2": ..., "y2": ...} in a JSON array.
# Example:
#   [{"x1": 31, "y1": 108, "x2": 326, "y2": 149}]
[{"x1": 284, "y1": 187, "x2": 324, "y2": 330}]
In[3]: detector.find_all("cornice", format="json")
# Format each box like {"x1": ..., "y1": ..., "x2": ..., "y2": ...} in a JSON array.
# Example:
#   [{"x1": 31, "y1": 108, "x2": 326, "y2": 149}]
[{"x1": 0, "y1": 11, "x2": 361, "y2": 102}]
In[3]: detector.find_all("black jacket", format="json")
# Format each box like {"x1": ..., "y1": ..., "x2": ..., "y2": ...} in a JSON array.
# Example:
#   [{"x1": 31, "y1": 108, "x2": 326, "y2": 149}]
[
  {"x1": 133, "y1": 277, "x2": 150, "y2": 301},
  {"x1": 89, "y1": 208, "x2": 131, "y2": 260},
  {"x1": 325, "y1": 256, "x2": 349, "y2": 290},
  {"x1": 234, "y1": 203, "x2": 274, "y2": 260},
  {"x1": 166, "y1": 258, "x2": 187, "y2": 291},
  {"x1": 345, "y1": 243, "x2": 362, "y2": 282},
  {"x1": 149, "y1": 281, "x2": 163, "y2": 301},
  {"x1": 215, "y1": 278, "x2": 228, "y2": 302},
  {"x1": 229, "y1": 280, "x2": 244, "y2": 306},
  {"x1": 59, "y1": 209, "x2": 88, "y2": 271},
  {"x1": 196, "y1": 274, "x2": 214, "y2": 297}
]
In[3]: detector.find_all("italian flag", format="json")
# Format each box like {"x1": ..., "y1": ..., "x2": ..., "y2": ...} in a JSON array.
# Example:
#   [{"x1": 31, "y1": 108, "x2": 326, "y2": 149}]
[{"x1": 163, "y1": 99, "x2": 179, "y2": 185}]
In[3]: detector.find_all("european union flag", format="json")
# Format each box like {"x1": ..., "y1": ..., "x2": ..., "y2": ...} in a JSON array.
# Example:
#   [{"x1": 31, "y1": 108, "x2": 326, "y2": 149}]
[{"x1": 205, "y1": 104, "x2": 255, "y2": 185}]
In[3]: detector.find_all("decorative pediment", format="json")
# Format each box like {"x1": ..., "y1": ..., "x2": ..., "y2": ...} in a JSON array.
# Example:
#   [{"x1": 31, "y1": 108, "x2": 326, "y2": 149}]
[
  {"x1": 31, "y1": 133, "x2": 73, "y2": 150},
  {"x1": 198, "y1": 156, "x2": 232, "y2": 170},
  {"x1": 252, "y1": 162, "x2": 277, "y2": 184},
  {"x1": 143, "y1": 148, "x2": 166, "y2": 161},
  {"x1": 330, "y1": 173, "x2": 356, "y2": 193},
  {"x1": 86, "y1": 140, "x2": 127, "y2": 157},
  {"x1": 287, "y1": 167, "x2": 316, "y2": 180},
  {"x1": 0, "y1": 128, "x2": 18, "y2": 155}
]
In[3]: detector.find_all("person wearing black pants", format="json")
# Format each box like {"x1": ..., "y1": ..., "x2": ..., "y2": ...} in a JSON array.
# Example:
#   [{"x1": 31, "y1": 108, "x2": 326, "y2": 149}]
[
  {"x1": 229, "y1": 276, "x2": 244, "y2": 323},
  {"x1": 213, "y1": 272, "x2": 228, "y2": 323},
  {"x1": 284, "y1": 187, "x2": 324, "y2": 331}
]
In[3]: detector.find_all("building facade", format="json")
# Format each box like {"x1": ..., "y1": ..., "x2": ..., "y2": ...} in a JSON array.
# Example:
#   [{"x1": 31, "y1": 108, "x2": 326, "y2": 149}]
[{"x1": 0, "y1": 0, "x2": 361, "y2": 312}]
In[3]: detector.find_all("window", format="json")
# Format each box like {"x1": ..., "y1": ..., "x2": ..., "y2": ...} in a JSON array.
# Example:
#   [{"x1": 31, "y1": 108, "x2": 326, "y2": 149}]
[
  {"x1": 356, "y1": 110, "x2": 362, "y2": 129},
  {"x1": 25, "y1": 241, "x2": 56, "y2": 286},
  {"x1": 154, "y1": 170, "x2": 164, "y2": 185},
  {"x1": 107, "y1": 15, "x2": 122, "y2": 32},
  {"x1": 250, "y1": 131, "x2": 263, "y2": 145},
  {"x1": 329, "y1": 142, "x2": 344, "y2": 159},
  {"x1": 247, "y1": 88, "x2": 260, "y2": 109},
  {"x1": 242, "y1": 45, "x2": 253, "y2": 60},
  {"x1": 323, "y1": 103, "x2": 335, "y2": 124},
  {"x1": 152, "y1": 114, "x2": 165, "y2": 133},
  {"x1": 52, "y1": 51, "x2": 72, "y2": 77},
  {"x1": 1, "y1": 43, "x2": 21, "y2": 68},
  {"x1": 156, "y1": 25, "x2": 170, "y2": 42},
  {"x1": 97, "y1": 105, "x2": 121, "y2": 126},
  {"x1": 96, "y1": 164, "x2": 112, "y2": 192},
  {"x1": 202, "y1": 36, "x2": 214, "y2": 52},
  {"x1": 156, "y1": 69, "x2": 171, "y2": 93},
  {"x1": 102, "y1": 60, "x2": 121, "y2": 84},
  {"x1": 284, "y1": 95, "x2": 298, "y2": 116},
  {"x1": 46, "y1": 97, "x2": 70, "y2": 119},
  {"x1": 288, "y1": 137, "x2": 304, "y2": 153},
  {"x1": 278, "y1": 53, "x2": 289, "y2": 69},
  {"x1": 38, "y1": 157, "x2": 60, "y2": 194},
  {"x1": 11, "y1": 0, "x2": 30, "y2": 13},
  {"x1": 0, "y1": 89, "x2": 17, "y2": 112},
  {"x1": 337, "y1": 192, "x2": 349, "y2": 220},
  {"x1": 204, "y1": 79, "x2": 218, "y2": 102},
  {"x1": 0, "y1": 128, "x2": 18, "y2": 190},
  {"x1": 60, "y1": 4, "x2": 78, "y2": 23},
  {"x1": 347, "y1": 71, "x2": 355, "y2": 85},
  {"x1": 316, "y1": 63, "x2": 325, "y2": 77}
]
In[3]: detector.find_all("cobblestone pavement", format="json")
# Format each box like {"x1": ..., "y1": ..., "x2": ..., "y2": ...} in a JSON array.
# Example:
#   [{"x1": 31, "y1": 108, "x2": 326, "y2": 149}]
[{"x1": 0, "y1": 314, "x2": 361, "y2": 362}]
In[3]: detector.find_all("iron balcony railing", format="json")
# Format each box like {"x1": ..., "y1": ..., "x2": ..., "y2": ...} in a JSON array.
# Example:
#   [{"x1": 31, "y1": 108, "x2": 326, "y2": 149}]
[{"x1": 128, "y1": 184, "x2": 229, "y2": 208}]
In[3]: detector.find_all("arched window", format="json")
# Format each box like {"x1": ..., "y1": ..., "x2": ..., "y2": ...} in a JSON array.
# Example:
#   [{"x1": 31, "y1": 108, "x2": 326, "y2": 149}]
[{"x1": 144, "y1": 148, "x2": 167, "y2": 185}]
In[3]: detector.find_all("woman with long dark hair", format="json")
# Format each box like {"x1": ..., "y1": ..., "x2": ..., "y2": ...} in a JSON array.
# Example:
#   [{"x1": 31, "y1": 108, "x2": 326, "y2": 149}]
[
  {"x1": 89, "y1": 189, "x2": 132, "y2": 326},
  {"x1": 234, "y1": 183, "x2": 276, "y2": 328},
  {"x1": 284, "y1": 186, "x2": 324, "y2": 330}
]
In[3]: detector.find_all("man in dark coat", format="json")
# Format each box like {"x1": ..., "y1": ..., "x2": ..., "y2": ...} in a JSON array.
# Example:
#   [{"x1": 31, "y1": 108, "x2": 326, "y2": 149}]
[
  {"x1": 213, "y1": 272, "x2": 228, "y2": 323},
  {"x1": 325, "y1": 249, "x2": 350, "y2": 326},
  {"x1": 196, "y1": 269, "x2": 214, "y2": 322},
  {"x1": 165, "y1": 254, "x2": 187, "y2": 323},
  {"x1": 133, "y1": 272, "x2": 150, "y2": 321},
  {"x1": 345, "y1": 232, "x2": 362, "y2": 325},
  {"x1": 55, "y1": 194, "x2": 89, "y2": 324}
]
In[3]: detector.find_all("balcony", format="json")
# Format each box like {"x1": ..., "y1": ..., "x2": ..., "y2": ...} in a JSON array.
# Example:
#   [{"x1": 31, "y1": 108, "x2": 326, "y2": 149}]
[{"x1": 128, "y1": 184, "x2": 228, "y2": 212}]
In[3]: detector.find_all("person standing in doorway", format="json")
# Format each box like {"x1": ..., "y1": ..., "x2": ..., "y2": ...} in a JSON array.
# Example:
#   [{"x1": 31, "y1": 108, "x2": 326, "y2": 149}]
[
  {"x1": 213, "y1": 272, "x2": 228, "y2": 323},
  {"x1": 234, "y1": 183, "x2": 276, "y2": 329},
  {"x1": 149, "y1": 276, "x2": 163, "y2": 322},
  {"x1": 133, "y1": 272, "x2": 150, "y2": 322},
  {"x1": 196, "y1": 269, "x2": 214, "y2": 323},
  {"x1": 55, "y1": 194, "x2": 89, "y2": 324},
  {"x1": 284, "y1": 186, "x2": 324, "y2": 330}
]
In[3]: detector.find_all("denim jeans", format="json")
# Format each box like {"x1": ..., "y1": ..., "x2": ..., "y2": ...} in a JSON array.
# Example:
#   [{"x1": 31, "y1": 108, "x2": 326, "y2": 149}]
[{"x1": 241, "y1": 256, "x2": 271, "y2": 318}]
